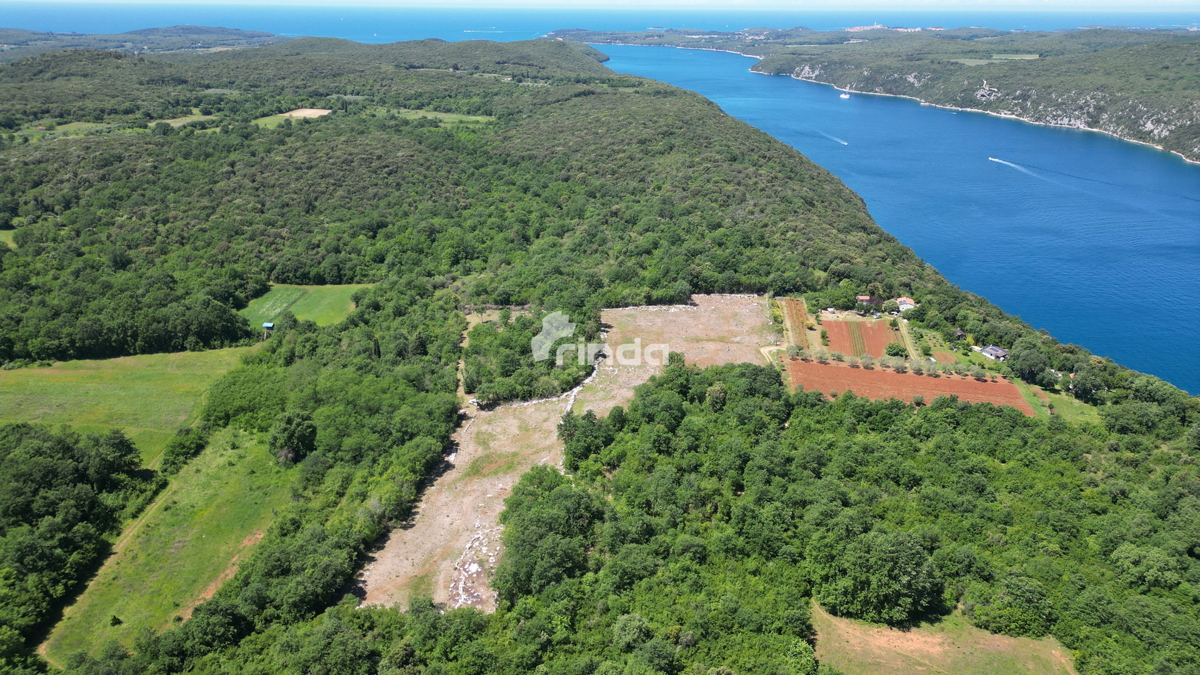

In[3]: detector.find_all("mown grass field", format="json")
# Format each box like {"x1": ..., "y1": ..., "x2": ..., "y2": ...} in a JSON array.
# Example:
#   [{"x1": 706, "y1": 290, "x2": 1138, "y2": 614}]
[
  {"x1": 42, "y1": 428, "x2": 291, "y2": 665},
  {"x1": 812, "y1": 602, "x2": 1077, "y2": 675},
  {"x1": 0, "y1": 229, "x2": 13, "y2": 247},
  {"x1": 241, "y1": 284, "x2": 370, "y2": 327},
  {"x1": 0, "y1": 347, "x2": 249, "y2": 465}
]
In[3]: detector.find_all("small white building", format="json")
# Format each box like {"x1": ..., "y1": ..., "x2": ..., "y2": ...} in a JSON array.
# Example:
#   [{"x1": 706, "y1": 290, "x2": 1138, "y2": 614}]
[{"x1": 981, "y1": 345, "x2": 1009, "y2": 361}]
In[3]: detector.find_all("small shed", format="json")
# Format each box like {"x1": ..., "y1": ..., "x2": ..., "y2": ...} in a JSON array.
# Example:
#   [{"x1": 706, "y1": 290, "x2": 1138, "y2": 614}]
[{"x1": 262, "y1": 322, "x2": 275, "y2": 340}]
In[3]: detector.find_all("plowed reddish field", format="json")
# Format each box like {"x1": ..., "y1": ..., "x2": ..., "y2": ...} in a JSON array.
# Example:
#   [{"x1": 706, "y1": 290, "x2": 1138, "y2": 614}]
[
  {"x1": 786, "y1": 360, "x2": 1034, "y2": 416},
  {"x1": 822, "y1": 320, "x2": 903, "y2": 358},
  {"x1": 933, "y1": 352, "x2": 958, "y2": 364}
]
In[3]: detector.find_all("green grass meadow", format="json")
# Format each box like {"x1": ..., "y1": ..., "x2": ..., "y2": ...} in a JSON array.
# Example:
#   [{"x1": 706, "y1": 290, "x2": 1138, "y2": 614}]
[
  {"x1": 0, "y1": 230, "x2": 13, "y2": 247},
  {"x1": 0, "y1": 348, "x2": 249, "y2": 465},
  {"x1": 252, "y1": 114, "x2": 289, "y2": 129},
  {"x1": 1012, "y1": 378, "x2": 1102, "y2": 425},
  {"x1": 42, "y1": 428, "x2": 291, "y2": 665},
  {"x1": 241, "y1": 284, "x2": 370, "y2": 327}
]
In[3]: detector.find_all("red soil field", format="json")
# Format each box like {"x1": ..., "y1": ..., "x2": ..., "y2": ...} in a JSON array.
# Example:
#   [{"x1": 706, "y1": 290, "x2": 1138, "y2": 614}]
[
  {"x1": 933, "y1": 352, "x2": 957, "y2": 364},
  {"x1": 785, "y1": 359, "x2": 1035, "y2": 416},
  {"x1": 821, "y1": 320, "x2": 903, "y2": 358},
  {"x1": 859, "y1": 321, "x2": 903, "y2": 358},
  {"x1": 823, "y1": 321, "x2": 855, "y2": 355}
]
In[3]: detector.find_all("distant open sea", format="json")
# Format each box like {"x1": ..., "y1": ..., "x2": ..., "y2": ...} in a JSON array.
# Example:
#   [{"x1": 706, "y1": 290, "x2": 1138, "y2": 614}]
[
  {"x1": 4, "y1": 4, "x2": 1200, "y2": 392},
  {"x1": 3, "y1": 5, "x2": 1198, "y2": 40}
]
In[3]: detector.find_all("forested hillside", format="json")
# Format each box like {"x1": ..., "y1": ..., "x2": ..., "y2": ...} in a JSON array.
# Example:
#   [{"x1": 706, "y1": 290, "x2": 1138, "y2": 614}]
[
  {"x1": 0, "y1": 26, "x2": 290, "y2": 63},
  {"x1": 549, "y1": 26, "x2": 1200, "y2": 162},
  {"x1": 0, "y1": 38, "x2": 929, "y2": 364},
  {"x1": 0, "y1": 36, "x2": 1197, "y2": 675}
]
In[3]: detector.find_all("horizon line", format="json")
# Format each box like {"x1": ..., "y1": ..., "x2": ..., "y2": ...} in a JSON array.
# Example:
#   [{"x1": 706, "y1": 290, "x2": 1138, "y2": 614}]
[{"x1": 1, "y1": 1, "x2": 1196, "y2": 12}]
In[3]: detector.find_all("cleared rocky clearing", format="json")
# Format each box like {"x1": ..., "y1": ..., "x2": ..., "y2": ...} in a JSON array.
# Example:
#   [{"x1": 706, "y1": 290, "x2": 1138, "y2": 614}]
[{"x1": 357, "y1": 295, "x2": 777, "y2": 611}]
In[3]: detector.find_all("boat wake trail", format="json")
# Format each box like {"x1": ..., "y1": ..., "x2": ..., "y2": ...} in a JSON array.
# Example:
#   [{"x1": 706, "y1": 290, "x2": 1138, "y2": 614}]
[
  {"x1": 988, "y1": 156, "x2": 1079, "y2": 192},
  {"x1": 816, "y1": 130, "x2": 849, "y2": 146},
  {"x1": 988, "y1": 156, "x2": 1044, "y2": 179}
]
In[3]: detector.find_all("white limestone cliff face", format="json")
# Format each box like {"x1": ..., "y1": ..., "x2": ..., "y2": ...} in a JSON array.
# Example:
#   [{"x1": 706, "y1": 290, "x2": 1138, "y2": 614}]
[{"x1": 768, "y1": 60, "x2": 1200, "y2": 162}]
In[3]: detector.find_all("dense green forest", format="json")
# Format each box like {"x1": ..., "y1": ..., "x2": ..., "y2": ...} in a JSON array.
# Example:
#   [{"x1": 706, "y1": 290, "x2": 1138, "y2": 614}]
[
  {"x1": 463, "y1": 313, "x2": 593, "y2": 405},
  {"x1": 0, "y1": 37, "x2": 925, "y2": 364},
  {"x1": 1, "y1": 35, "x2": 1198, "y2": 675},
  {"x1": 548, "y1": 26, "x2": 1200, "y2": 162}
]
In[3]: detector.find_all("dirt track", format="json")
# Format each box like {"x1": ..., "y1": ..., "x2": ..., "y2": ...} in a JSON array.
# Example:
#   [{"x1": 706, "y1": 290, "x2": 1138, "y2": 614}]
[{"x1": 357, "y1": 295, "x2": 778, "y2": 612}]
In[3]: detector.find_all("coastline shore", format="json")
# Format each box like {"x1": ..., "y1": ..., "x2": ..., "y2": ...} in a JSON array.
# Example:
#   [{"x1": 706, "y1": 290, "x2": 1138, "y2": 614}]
[{"x1": 591, "y1": 42, "x2": 1199, "y2": 166}]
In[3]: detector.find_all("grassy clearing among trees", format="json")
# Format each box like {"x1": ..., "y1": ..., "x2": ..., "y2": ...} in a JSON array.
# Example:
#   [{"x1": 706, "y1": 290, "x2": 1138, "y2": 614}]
[
  {"x1": 393, "y1": 108, "x2": 494, "y2": 125},
  {"x1": 42, "y1": 427, "x2": 290, "y2": 666},
  {"x1": 239, "y1": 284, "x2": 371, "y2": 327},
  {"x1": 0, "y1": 347, "x2": 250, "y2": 465}
]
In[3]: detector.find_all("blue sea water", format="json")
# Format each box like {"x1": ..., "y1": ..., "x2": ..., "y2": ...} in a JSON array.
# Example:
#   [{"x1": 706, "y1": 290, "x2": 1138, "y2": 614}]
[{"x1": 3, "y1": 4, "x2": 1199, "y2": 391}]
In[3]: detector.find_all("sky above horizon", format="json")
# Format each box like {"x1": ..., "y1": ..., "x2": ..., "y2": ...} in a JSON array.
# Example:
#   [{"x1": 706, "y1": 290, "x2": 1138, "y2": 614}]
[{"x1": 32, "y1": 0, "x2": 1200, "y2": 12}]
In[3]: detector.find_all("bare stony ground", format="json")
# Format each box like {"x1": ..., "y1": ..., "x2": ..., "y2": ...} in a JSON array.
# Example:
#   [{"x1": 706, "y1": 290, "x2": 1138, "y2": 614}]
[
  {"x1": 604, "y1": 294, "x2": 778, "y2": 368},
  {"x1": 357, "y1": 295, "x2": 778, "y2": 612}
]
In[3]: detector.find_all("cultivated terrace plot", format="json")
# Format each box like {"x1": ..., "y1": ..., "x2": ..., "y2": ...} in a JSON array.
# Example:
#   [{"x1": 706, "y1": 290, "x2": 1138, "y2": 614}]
[
  {"x1": 822, "y1": 319, "x2": 903, "y2": 358},
  {"x1": 786, "y1": 359, "x2": 1035, "y2": 415},
  {"x1": 779, "y1": 297, "x2": 811, "y2": 349}
]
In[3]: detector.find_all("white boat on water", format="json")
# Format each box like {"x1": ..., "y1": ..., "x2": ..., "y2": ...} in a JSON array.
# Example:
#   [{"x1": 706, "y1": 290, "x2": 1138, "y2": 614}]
[{"x1": 840, "y1": 92, "x2": 851, "y2": 99}]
